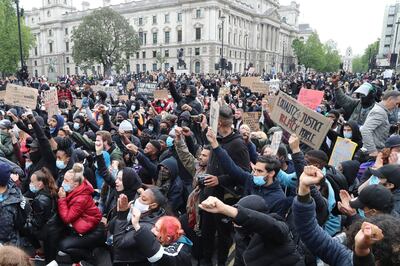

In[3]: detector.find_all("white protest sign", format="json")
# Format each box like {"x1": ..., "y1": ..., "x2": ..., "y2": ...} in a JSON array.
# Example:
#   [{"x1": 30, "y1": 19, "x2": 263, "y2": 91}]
[
  {"x1": 43, "y1": 87, "x2": 59, "y2": 116},
  {"x1": 5, "y1": 83, "x2": 38, "y2": 109},
  {"x1": 270, "y1": 131, "x2": 283, "y2": 155},
  {"x1": 328, "y1": 137, "x2": 358, "y2": 167},
  {"x1": 209, "y1": 100, "x2": 220, "y2": 134}
]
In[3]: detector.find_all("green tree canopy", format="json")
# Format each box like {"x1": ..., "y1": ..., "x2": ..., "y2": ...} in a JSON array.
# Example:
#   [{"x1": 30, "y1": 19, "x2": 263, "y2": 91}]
[
  {"x1": 352, "y1": 40, "x2": 379, "y2": 73},
  {"x1": 0, "y1": 0, "x2": 34, "y2": 76},
  {"x1": 72, "y1": 7, "x2": 140, "y2": 76},
  {"x1": 292, "y1": 33, "x2": 342, "y2": 72}
]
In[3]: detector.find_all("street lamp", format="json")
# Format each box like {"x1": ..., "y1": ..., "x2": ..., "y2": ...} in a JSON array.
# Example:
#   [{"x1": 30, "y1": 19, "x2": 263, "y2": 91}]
[
  {"x1": 159, "y1": 44, "x2": 163, "y2": 71},
  {"x1": 220, "y1": 15, "x2": 226, "y2": 75},
  {"x1": 244, "y1": 34, "x2": 248, "y2": 73},
  {"x1": 394, "y1": 18, "x2": 400, "y2": 70},
  {"x1": 281, "y1": 41, "x2": 285, "y2": 73},
  {"x1": 15, "y1": 0, "x2": 27, "y2": 84}
]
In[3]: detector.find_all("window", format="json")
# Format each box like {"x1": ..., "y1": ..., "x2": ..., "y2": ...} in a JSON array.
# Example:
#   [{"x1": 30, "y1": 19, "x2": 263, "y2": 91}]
[
  {"x1": 47, "y1": 10, "x2": 51, "y2": 17},
  {"x1": 195, "y1": 28, "x2": 201, "y2": 40},
  {"x1": 165, "y1": 14, "x2": 170, "y2": 23},
  {"x1": 153, "y1": 51, "x2": 157, "y2": 58},
  {"x1": 165, "y1": 50, "x2": 169, "y2": 57},
  {"x1": 153, "y1": 15, "x2": 157, "y2": 24},
  {"x1": 165, "y1": 63, "x2": 170, "y2": 70},
  {"x1": 34, "y1": 47, "x2": 38, "y2": 56},
  {"x1": 195, "y1": 61, "x2": 200, "y2": 73},
  {"x1": 152, "y1": 63, "x2": 157, "y2": 71},
  {"x1": 143, "y1": 33, "x2": 147, "y2": 45},
  {"x1": 142, "y1": 51, "x2": 146, "y2": 58},
  {"x1": 234, "y1": 33, "x2": 236, "y2": 45},
  {"x1": 48, "y1": 29, "x2": 52, "y2": 36},
  {"x1": 177, "y1": 13, "x2": 182, "y2": 22},
  {"x1": 165, "y1": 31, "x2": 170, "y2": 44},
  {"x1": 228, "y1": 32, "x2": 231, "y2": 44},
  {"x1": 142, "y1": 64, "x2": 147, "y2": 72},
  {"x1": 65, "y1": 42, "x2": 69, "y2": 52},
  {"x1": 34, "y1": 60, "x2": 37, "y2": 66},
  {"x1": 196, "y1": 9, "x2": 201, "y2": 18},
  {"x1": 75, "y1": 66, "x2": 78, "y2": 74},
  {"x1": 65, "y1": 28, "x2": 68, "y2": 35},
  {"x1": 153, "y1": 32, "x2": 158, "y2": 44},
  {"x1": 177, "y1": 30, "x2": 182, "y2": 42},
  {"x1": 49, "y1": 43, "x2": 53, "y2": 53},
  {"x1": 66, "y1": 57, "x2": 70, "y2": 63},
  {"x1": 136, "y1": 52, "x2": 140, "y2": 59},
  {"x1": 66, "y1": 67, "x2": 70, "y2": 75},
  {"x1": 139, "y1": 17, "x2": 143, "y2": 26},
  {"x1": 195, "y1": 47, "x2": 200, "y2": 56},
  {"x1": 139, "y1": 32, "x2": 144, "y2": 45},
  {"x1": 136, "y1": 64, "x2": 140, "y2": 73},
  {"x1": 35, "y1": 70, "x2": 38, "y2": 78}
]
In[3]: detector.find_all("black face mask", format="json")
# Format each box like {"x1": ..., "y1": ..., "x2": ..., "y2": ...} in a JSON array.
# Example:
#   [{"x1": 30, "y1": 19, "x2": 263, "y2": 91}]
[
  {"x1": 360, "y1": 94, "x2": 375, "y2": 108},
  {"x1": 160, "y1": 128, "x2": 169, "y2": 135},
  {"x1": 29, "y1": 150, "x2": 41, "y2": 163}
]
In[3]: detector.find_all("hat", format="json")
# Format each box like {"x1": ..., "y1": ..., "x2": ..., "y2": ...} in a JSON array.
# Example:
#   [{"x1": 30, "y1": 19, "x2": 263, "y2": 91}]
[
  {"x1": 149, "y1": 140, "x2": 162, "y2": 153},
  {"x1": 354, "y1": 83, "x2": 373, "y2": 96},
  {"x1": 350, "y1": 184, "x2": 393, "y2": 212},
  {"x1": 119, "y1": 120, "x2": 133, "y2": 132},
  {"x1": 0, "y1": 119, "x2": 12, "y2": 130},
  {"x1": 234, "y1": 195, "x2": 269, "y2": 213},
  {"x1": 0, "y1": 161, "x2": 11, "y2": 186},
  {"x1": 385, "y1": 135, "x2": 400, "y2": 148},
  {"x1": 369, "y1": 164, "x2": 400, "y2": 189}
]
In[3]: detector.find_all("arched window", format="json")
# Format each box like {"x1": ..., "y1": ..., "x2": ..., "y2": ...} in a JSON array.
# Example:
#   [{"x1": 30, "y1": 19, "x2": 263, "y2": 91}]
[{"x1": 195, "y1": 61, "x2": 200, "y2": 73}]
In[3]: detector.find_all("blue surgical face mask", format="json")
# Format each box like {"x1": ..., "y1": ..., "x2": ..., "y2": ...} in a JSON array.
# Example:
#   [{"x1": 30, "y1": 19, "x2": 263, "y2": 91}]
[
  {"x1": 369, "y1": 175, "x2": 380, "y2": 185},
  {"x1": 62, "y1": 183, "x2": 73, "y2": 193},
  {"x1": 166, "y1": 136, "x2": 174, "y2": 148},
  {"x1": 50, "y1": 127, "x2": 56, "y2": 134},
  {"x1": 322, "y1": 167, "x2": 327, "y2": 176},
  {"x1": 73, "y1": 123, "x2": 80, "y2": 130},
  {"x1": 29, "y1": 183, "x2": 39, "y2": 193},
  {"x1": 252, "y1": 175, "x2": 266, "y2": 186},
  {"x1": 358, "y1": 209, "x2": 366, "y2": 219},
  {"x1": 111, "y1": 168, "x2": 118, "y2": 179},
  {"x1": 25, "y1": 161, "x2": 32, "y2": 170},
  {"x1": 131, "y1": 105, "x2": 136, "y2": 111},
  {"x1": 56, "y1": 160, "x2": 66, "y2": 170},
  {"x1": 0, "y1": 194, "x2": 5, "y2": 203},
  {"x1": 343, "y1": 132, "x2": 352, "y2": 139}
]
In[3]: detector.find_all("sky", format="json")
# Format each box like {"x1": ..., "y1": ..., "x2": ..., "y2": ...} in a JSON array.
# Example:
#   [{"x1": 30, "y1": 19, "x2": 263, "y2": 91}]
[{"x1": 21, "y1": 0, "x2": 397, "y2": 56}]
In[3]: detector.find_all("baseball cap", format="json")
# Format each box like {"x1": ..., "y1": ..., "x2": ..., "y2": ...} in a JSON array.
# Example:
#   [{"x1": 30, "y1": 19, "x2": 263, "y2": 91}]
[
  {"x1": 385, "y1": 135, "x2": 400, "y2": 149},
  {"x1": 350, "y1": 184, "x2": 393, "y2": 212},
  {"x1": 354, "y1": 83, "x2": 373, "y2": 96},
  {"x1": 0, "y1": 119, "x2": 13, "y2": 130},
  {"x1": 369, "y1": 164, "x2": 400, "y2": 189}
]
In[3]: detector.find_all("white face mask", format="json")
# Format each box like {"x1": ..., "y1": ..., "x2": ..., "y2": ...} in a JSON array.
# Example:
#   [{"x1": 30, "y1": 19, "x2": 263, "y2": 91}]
[
  {"x1": 133, "y1": 198, "x2": 150, "y2": 213},
  {"x1": 397, "y1": 152, "x2": 400, "y2": 165}
]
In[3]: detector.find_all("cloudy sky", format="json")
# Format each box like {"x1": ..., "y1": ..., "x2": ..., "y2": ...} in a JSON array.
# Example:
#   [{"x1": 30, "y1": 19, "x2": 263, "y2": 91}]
[{"x1": 21, "y1": 0, "x2": 395, "y2": 56}]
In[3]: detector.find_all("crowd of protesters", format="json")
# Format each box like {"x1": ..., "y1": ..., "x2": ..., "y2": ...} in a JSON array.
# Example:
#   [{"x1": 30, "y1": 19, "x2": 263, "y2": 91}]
[{"x1": 0, "y1": 69, "x2": 399, "y2": 266}]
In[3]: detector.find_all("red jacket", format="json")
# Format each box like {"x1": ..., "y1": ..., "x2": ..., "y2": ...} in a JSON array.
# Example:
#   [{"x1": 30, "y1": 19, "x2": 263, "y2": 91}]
[{"x1": 58, "y1": 180, "x2": 101, "y2": 234}]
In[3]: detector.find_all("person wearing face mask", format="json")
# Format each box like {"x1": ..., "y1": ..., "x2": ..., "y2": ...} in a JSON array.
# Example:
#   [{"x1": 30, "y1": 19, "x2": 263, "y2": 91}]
[
  {"x1": 361, "y1": 90, "x2": 400, "y2": 157},
  {"x1": 199, "y1": 195, "x2": 304, "y2": 266},
  {"x1": 95, "y1": 139, "x2": 142, "y2": 223},
  {"x1": 207, "y1": 128, "x2": 288, "y2": 218},
  {"x1": 167, "y1": 80, "x2": 203, "y2": 115},
  {"x1": 54, "y1": 138, "x2": 75, "y2": 186},
  {"x1": 111, "y1": 188, "x2": 167, "y2": 265},
  {"x1": 71, "y1": 116, "x2": 86, "y2": 135},
  {"x1": 0, "y1": 119, "x2": 18, "y2": 163},
  {"x1": 57, "y1": 164, "x2": 105, "y2": 265},
  {"x1": 47, "y1": 114, "x2": 65, "y2": 138},
  {"x1": 340, "y1": 121, "x2": 363, "y2": 154},
  {"x1": 334, "y1": 79, "x2": 376, "y2": 126},
  {"x1": 23, "y1": 168, "x2": 59, "y2": 263}
]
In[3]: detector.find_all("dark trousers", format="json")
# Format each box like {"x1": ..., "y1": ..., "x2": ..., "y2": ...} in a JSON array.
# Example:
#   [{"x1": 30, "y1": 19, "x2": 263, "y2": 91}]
[
  {"x1": 200, "y1": 211, "x2": 233, "y2": 265},
  {"x1": 59, "y1": 223, "x2": 106, "y2": 263}
]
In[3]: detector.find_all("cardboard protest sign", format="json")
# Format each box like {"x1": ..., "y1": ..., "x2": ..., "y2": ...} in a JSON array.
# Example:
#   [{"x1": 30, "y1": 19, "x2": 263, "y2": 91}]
[
  {"x1": 270, "y1": 91, "x2": 332, "y2": 149},
  {"x1": 241, "y1": 77, "x2": 259, "y2": 88},
  {"x1": 242, "y1": 112, "x2": 261, "y2": 131},
  {"x1": 126, "y1": 81, "x2": 134, "y2": 91},
  {"x1": 153, "y1": 90, "x2": 169, "y2": 99},
  {"x1": 92, "y1": 85, "x2": 118, "y2": 98},
  {"x1": 266, "y1": 80, "x2": 281, "y2": 93},
  {"x1": 0, "y1": 90, "x2": 6, "y2": 100},
  {"x1": 118, "y1": 95, "x2": 129, "y2": 101},
  {"x1": 43, "y1": 88, "x2": 59, "y2": 117},
  {"x1": 328, "y1": 137, "x2": 358, "y2": 168},
  {"x1": 137, "y1": 82, "x2": 157, "y2": 97},
  {"x1": 297, "y1": 88, "x2": 324, "y2": 110},
  {"x1": 5, "y1": 83, "x2": 38, "y2": 109},
  {"x1": 209, "y1": 100, "x2": 220, "y2": 134}
]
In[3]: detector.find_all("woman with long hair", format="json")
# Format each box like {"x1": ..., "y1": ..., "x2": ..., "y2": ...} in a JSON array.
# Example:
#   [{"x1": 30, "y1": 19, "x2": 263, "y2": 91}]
[{"x1": 24, "y1": 167, "x2": 59, "y2": 263}]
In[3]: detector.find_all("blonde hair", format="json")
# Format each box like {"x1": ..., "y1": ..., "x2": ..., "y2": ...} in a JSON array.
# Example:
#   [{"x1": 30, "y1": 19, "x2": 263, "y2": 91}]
[
  {"x1": 66, "y1": 163, "x2": 85, "y2": 184},
  {"x1": 0, "y1": 245, "x2": 32, "y2": 266}
]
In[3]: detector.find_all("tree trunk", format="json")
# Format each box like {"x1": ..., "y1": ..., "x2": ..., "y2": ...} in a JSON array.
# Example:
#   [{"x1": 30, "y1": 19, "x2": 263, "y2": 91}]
[{"x1": 103, "y1": 63, "x2": 112, "y2": 78}]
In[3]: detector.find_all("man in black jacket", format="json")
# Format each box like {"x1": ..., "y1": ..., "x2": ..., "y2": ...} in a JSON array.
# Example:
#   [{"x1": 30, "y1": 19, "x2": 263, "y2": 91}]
[
  {"x1": 200, "y1": 105, "x2": 250, "y2": 266},
  {"x1": 199, "y1": 195, "x2": 304, "y2": 266}
]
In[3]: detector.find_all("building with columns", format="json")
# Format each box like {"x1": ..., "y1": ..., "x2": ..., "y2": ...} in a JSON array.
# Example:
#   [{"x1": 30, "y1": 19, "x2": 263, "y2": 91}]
[
  {"x1": 342, "y1": 47, "x2": 353, "y2": 72},
  {"x1": 25, "y1": 0, "x2": 300, "y2": 77}
]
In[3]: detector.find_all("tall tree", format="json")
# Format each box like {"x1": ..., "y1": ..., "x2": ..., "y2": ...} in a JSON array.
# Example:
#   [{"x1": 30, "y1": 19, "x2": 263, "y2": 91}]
[
  {"x1": 321, "y1": 44, "x2": 341, "y2": 72},
  {"x1": 72, "y1": 7, "x2": 140, "y2": 76},
  {"x1": 352, "y1": 40, "x2": 379, "y2": 73},
  {"x1": 292, "y1": 33, "x2": 325, "y2": 72},
  {"x1": 0, "y1": 0, "x2": 34, "y2": 76}
]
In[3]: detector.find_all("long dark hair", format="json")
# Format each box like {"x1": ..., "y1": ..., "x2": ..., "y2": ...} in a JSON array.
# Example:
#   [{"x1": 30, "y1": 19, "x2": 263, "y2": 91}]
[{"x1": 32, "y1": 167, "x2": 58, "y2": 197}]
